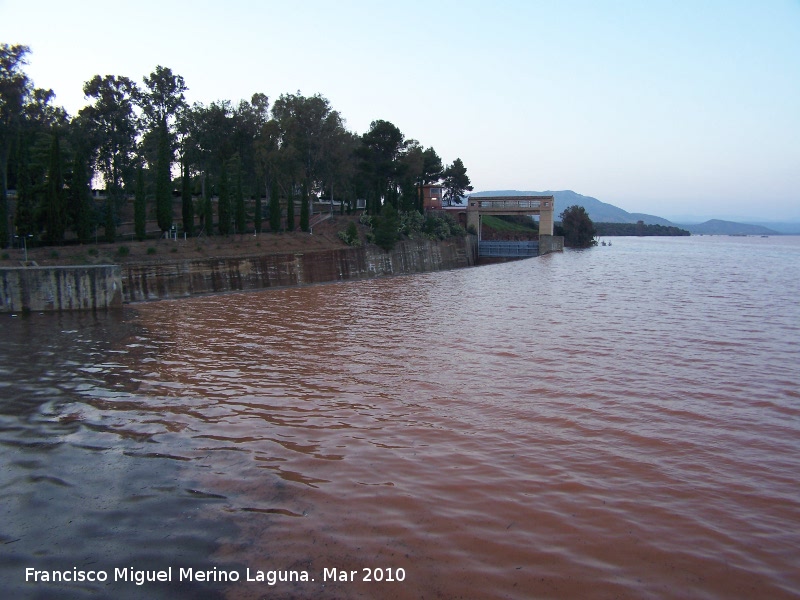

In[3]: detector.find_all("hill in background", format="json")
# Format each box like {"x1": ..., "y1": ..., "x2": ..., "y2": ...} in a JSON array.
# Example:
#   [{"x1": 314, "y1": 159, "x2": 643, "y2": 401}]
[
  {"x1": 470, "y1": 190, "x2": 672, "y2": 225},
  {"x1": 469, "y1": 190, "x2": 784, "y2": 235}
]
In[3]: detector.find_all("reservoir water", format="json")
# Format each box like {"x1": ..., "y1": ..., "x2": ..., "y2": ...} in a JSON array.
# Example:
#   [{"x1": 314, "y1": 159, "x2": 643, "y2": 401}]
[{"x1": 2, "y1": 235, "x2": 799, "y2": 599}]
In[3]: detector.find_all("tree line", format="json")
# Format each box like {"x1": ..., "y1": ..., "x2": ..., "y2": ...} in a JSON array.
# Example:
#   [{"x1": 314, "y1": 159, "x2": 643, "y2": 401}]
[
  {"x1": 594, "y1": 221, "x2": 690, "y2": 237},
  {"x1": 0, "y1": 44, "x2": 474, "y2": 248}
]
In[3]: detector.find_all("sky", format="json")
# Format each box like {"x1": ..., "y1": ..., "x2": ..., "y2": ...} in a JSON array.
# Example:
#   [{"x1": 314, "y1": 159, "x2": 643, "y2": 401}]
[{"x1": 2, "y1": 0, "x2": 799, "y2": 222}]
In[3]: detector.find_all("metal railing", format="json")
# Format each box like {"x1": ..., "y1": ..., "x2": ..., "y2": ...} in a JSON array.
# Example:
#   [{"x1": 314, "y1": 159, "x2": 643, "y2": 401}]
[
  {"x1": 476, "y1": 199, "x2": 545, "y2": 209},
  {"x1": 479, "y1": 241, "x2": 539, "y2": 257}
]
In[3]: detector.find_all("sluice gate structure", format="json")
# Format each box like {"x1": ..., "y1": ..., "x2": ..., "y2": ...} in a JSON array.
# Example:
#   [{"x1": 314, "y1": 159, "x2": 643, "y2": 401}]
[{"x1": 466, "y1": 195, "x2": 563, "y2": 257}]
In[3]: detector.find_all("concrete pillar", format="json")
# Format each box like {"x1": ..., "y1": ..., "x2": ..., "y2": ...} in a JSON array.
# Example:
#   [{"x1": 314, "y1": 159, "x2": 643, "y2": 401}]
[
  {"x1": 539, "y1": 208, "x2": 554, "y2": 236},
  {"x1": 467, "y1": 209, "x2": 480, "y2": 237}
]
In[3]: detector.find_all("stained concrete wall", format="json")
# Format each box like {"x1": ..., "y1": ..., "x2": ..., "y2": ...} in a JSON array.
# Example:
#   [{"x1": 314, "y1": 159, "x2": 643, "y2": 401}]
[
  {"x1": 0, "y1": 238, "x2": 477, "y2": 311},
  {"x1": 122, "y1": 236, "x2": 478, "y2": 303},
  {"x1": 538, "y1": 235, "x2": 564, "y2": 255},
  {"x1": 0, "y1": 265, "x2": 123, "y2": 313}
]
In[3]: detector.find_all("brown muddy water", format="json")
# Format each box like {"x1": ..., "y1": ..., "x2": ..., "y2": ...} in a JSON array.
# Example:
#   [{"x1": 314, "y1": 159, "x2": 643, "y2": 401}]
[{"x1": 2, "y1": 236, "x2": 799, "y2": 599}]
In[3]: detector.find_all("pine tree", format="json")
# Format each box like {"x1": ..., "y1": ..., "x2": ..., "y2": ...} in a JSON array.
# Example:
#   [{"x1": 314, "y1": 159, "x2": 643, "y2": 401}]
[
  {"x1": 300, "y1": 182, "x2": 310, "y2": 232},
  {"x1": 134, "y1": 165, "x2": 146, "y2": 241},
  {"x1": 442, "y1": 158, "x2": 473, "y2": 206},
  {"x1": 181, "y1": 160, "x2": 194, "y2": 237}
]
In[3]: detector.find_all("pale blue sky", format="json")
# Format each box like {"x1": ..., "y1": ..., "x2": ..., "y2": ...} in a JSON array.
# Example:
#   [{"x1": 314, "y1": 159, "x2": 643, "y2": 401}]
[{"x1": 2, "y1": 0, "x2": 798, "y2": 221}]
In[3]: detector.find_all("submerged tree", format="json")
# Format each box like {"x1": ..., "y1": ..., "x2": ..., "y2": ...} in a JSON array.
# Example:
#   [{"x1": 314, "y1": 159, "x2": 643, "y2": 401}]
[{"x1": 559, "y1": 205, "x2": 597, "y2": 248}]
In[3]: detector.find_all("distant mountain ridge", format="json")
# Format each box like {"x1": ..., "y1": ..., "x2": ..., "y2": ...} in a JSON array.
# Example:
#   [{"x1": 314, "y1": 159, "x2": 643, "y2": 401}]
[
  {"x1": 470, "y1": 190, "x2": 673, "y2": 225},
  {"x1": 679, "y1": 220, "x2": 779, "y2": 236},
  {"x1": 469, "y1": 190, "x2": 781, "y2": 235}
]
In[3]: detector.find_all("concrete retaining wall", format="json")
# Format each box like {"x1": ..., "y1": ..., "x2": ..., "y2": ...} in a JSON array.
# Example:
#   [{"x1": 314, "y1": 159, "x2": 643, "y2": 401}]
[
  {"x1": 538, "y1": 235, "x2": 564, "y2": 255},
  {"x1": 0, "y1": 265, "x2": 123, "y2": 313},
  {"x1": 0, "y1": 237, "x2": 478, "y2": 311},
  {"x1": 122, "y1": 236, "x2": 478, "y2": 303}
]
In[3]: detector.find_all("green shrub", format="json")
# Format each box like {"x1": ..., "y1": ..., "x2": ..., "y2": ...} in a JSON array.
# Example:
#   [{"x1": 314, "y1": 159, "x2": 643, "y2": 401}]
[
  {"x1": 116, "y1": 246, "x2": 130, "y2": 257},
  {"x1": 1, "y1": 252, "x2": 9, "y2": 260},
  {"x1": 399, "y1": 210, "x2": 425, "y2": 238},
  {"x1": 423, "y1": 214, "x2": 465, "y2": 240},
  {"x1": 337, "y1": 221, "x2": 361, "y2": 246},
  {"x1": 147, "y1": 247, "x2": 157, "y2": 255},
  {"x1": 88, "y1": 248, "x2": 99, "y2": 256},
  {"x1": 50, "y1": 250, "x2": 60, "y2": 259},
  {"x1": 170, "y1": 247, "x2": 178, "y2": 253}
]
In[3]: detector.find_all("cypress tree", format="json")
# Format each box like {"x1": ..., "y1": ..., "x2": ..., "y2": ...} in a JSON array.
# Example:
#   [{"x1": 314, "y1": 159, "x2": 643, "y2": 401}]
[
  {"x1": 104, "y1": 192, "x2": 116, "y2": 243},
  {"x1": 286, "y1": 184, "x2": 295, "y2": 231},
  {"x1": 45, "y1": 132, "x2": 67, "y2": 244},
  {"x1": 234, "y1": 167, "x2": 246, "y2": 234},
  {"x1": 0, "y1": 190, "x2": 8, "y2": 248},
  {"x1": 155, "y1": 122, "x2": 172, "y2": 233},
  {"x1": 217, "y1": 161, "x2": 230, "y2": 235},
  {"x1": 374, "y1": 203, "x2": 399, "y2": 251},
  {"x1": 70, "y1": 152, "x2": 94, "y2": 244},
  {"x1": 134, "y1": 165, "x2": 146, "y2": 241},
  {"x1": 269, "y1": 180, "x2": 281, "y2": 232},
  {"x1": 14, "y1": 151, "x2": 35, "y2": 238},
  {"x1": 253, "y1": 190, "x2": 262, "y2": 234},
  {"x1": 300, "y1": 181, "x2": 310, "y2": 232},
  {"x1": 203, "y1": 182, "x2": 213, "y2": 236},
  {"x1": 181, "y1": 160, "x2": 194, "y2": 237}
]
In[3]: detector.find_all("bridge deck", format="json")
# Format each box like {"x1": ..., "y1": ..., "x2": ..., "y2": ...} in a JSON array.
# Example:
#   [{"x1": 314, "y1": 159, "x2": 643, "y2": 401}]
[{"x1": 467, "y1": 195, "x2": 555, "y2": 237}]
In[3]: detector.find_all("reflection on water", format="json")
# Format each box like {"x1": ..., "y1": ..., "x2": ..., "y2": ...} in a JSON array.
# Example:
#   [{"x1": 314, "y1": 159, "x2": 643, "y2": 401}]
[{"x1": 2, "y1": 235, "x2": 800, "y2": 599}]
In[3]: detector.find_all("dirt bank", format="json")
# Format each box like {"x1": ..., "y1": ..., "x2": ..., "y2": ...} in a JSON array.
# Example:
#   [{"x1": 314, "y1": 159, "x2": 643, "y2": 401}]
[{"x1": 1, "y1": 216, "x2": 355, "y2": 268}]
